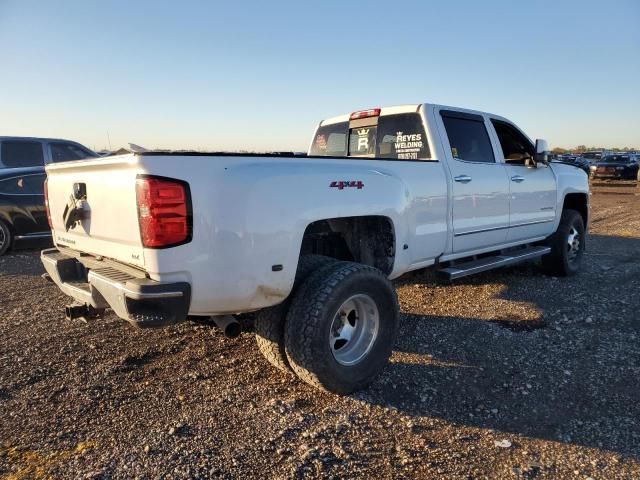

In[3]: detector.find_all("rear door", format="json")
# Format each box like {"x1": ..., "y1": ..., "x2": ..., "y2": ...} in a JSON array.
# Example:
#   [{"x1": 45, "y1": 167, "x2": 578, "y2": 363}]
[
  {"x1": 438, "y1": 109, "x2": 511, "y2": 253},
  {"x1": 0, "y1": 172, "x2": 48, "y2": 234},
  {"x1": 489, "y1": 119, "x2": 557, "y2": 242}
]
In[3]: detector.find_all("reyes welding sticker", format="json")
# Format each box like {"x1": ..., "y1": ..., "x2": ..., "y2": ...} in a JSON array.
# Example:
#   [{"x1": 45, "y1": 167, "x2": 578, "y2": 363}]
[{"x1": 395, "y1": 131, "x2": 423, "y2": 159}]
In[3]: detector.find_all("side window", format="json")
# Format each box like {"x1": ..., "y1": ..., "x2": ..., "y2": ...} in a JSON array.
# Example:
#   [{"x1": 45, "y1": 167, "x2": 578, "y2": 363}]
[
  {"x1": 376, "y1": 113, "x2": 431, "y2": 160},
  {"x1": 0, "y1": 174, "x2": 44, "y2": 195},
  {"x1": 491, "y1": 120, "x2": 535, "y2": 165},
  {"x1": 441, "y1": 112, "x2": 495, "y2": 163},
  {"x1": 50, "y1": 143, "x2": 94, "y2": 162},
  {"x1": 1, "y1": 141, "x2": 44, "y2": 167}
]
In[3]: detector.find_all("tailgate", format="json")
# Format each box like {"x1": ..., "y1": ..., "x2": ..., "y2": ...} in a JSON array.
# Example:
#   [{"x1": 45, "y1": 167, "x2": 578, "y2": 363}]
[{"x1": 45, "y1": 154, "x2": 145, "y2": 268}]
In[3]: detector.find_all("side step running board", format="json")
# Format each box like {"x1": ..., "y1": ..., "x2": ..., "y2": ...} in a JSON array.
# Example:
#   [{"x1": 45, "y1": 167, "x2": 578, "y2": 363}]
[{"x1": 438, "y1": 246, "x2": 551, "y2": 281}]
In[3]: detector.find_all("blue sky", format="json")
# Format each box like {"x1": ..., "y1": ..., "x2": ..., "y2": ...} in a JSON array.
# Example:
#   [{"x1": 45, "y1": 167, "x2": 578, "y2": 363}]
[{"x1": 0, "y1": 0, "x2": 638, "y2": 151}]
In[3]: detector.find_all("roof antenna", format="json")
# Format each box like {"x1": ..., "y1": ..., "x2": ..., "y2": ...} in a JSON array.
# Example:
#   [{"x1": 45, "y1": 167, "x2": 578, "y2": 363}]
[{"x1": 106, "y1": 131, "x2": 112, "y2": 150}]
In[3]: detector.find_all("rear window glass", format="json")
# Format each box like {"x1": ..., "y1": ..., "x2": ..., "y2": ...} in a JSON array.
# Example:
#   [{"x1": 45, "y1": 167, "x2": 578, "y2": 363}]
[
  {"x1": 349, "y1": 126, "x2": 377, "y2": 157},
  {"x1": 1, "y1": 141, "x2": 44, "y2": 167},
  {"x1": 310, "y1": 113, "x2": 430, "y2": 160},
  {"x1": 310, "y1": 122, "x2": 348, "y2": 156},
  {"x1": 377, "y1": 113, "x2": 430, "y2": 160}
]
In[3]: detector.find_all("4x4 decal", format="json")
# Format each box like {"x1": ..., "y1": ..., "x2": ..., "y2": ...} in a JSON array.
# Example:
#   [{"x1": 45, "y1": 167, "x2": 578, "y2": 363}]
[{"x1": 330, "y1": 180, "x2": 364, "y2": 190}]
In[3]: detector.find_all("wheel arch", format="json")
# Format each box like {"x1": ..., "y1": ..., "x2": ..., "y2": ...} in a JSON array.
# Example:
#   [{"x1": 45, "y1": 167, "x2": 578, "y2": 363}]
[
  {"x1": 299, "y1": 215, "x2": 396, "y2": 275},
  {"x1": 562, "y1": 192, "x2": 589, "y2": 229}
]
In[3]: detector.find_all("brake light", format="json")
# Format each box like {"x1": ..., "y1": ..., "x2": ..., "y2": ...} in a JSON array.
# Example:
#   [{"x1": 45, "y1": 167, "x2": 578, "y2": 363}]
[
  {"x1": 349, "y1": 108, "x2": 381, "y2": 120},
  {"x1": 43, "y1": 178, "x2": 52, "y2": 228},
  {"x1": 135, "y1": 176, "x2": 192, "y2": 248}
]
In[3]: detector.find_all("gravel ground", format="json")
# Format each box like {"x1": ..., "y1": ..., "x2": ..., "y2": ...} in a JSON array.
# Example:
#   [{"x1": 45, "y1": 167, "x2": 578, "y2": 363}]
[{"x1": 1, "y1": 187, "x2": 639, "y2": 479}]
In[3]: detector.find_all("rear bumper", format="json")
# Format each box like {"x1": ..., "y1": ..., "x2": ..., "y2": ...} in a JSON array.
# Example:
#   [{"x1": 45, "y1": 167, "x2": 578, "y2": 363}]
[{"x1": 41, "y1": 248, "x2": 190, "y2": 328}]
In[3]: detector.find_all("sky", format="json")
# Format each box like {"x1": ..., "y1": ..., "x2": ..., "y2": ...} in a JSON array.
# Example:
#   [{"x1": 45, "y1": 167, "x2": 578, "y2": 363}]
[{"x1": 0, "y1": 0, "x2": 638, "y2": 152}]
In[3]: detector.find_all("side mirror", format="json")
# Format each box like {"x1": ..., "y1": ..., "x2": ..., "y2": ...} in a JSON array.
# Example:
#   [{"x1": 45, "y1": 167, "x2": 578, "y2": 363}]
[{"x1": 534, "y1": 139, "x2": 549, "y2": 165}]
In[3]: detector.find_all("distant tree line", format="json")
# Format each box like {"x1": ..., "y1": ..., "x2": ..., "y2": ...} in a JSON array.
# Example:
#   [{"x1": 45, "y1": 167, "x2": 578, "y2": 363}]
[{"x1": 552, "y1": 146, "x2": 637, "y2": 154}]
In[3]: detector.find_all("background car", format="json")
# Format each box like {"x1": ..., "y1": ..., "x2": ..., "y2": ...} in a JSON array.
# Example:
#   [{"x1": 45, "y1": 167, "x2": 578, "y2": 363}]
[
  {"x1": 0, "y1": 166, "x2": 50, "y2": 255},
  {"x1": 0, "y1": 136, "x2": 98, "y2": 169},
  {"x1": 590, "y1": 154, "x2": 639, "y2": 180},
  {"x1": 555, "y1": 154, "x2": 591, "y2": 174}
]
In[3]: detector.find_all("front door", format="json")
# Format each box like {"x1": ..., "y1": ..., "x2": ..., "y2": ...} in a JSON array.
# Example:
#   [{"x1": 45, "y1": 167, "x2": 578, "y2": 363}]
[
  {"x1": 490, "y1": 119, "x2": 557, "y2": 242},
  {"x1": 439, "y1": 110, "x2": 511, "y2": 253}
]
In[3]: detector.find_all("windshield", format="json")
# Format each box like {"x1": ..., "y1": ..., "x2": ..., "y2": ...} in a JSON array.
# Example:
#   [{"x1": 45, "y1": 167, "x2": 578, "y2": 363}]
[
  {"x1": 602, "y1": 155, "x2": 630, "y2": 163},
  {"x1": 582, "y1": 152, "x2": 602, "y2": 160},
  {"x1": 310, "y1": 113, "x2": 431, "y2": 160}
]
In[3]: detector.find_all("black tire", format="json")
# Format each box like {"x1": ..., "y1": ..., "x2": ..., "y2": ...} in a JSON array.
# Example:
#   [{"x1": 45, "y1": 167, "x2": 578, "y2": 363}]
[
  {"x1": 255, "y1": 255, "x2": 336, "y2": 373},
  {"x1": 541, "y1": 209, "x2": 585, "y2": 276},
  {"x1": 284, "y1": 262, "x2": 399, "y2": 394},
  {"x1": 0, "y1": 221, "x2": 12, "y2": 256}
]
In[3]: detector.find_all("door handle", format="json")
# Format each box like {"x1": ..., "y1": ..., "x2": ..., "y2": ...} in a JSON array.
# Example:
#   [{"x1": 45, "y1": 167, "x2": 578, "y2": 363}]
[
  {"x1": 454, "y1": 175, "x2": 472, "y2": 184},
  {"x1": 511, "y1": 175, "x2": 525, "y2": 183}
]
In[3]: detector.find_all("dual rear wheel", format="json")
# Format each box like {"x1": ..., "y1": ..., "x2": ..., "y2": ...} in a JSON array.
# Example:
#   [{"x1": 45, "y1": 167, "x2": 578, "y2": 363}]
[{"x1": 255, "y1": 257, "x2": 398, "y2": 394}]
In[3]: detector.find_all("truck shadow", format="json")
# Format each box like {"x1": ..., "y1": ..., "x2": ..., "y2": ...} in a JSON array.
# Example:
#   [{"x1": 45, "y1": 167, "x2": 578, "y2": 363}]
[{"x1": 361, "y1": 234, "x2": 640, "y2": 457}]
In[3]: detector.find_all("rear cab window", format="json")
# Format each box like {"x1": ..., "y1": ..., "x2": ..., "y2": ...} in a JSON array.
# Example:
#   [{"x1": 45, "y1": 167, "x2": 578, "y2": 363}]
[
  {"x1": 0, "y1": 141, "x2": 45, "y2": 167},
  {"x1": 440, "y1": 111, "x2": 495, "y2": 163},
  {"x1": 310, "y1": 112, "x2": 431, "y2": 160}
]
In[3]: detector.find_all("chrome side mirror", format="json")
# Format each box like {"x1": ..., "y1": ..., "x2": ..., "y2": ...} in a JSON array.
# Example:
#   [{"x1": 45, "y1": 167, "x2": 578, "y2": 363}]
[{"x1": 534, "y1": 139, "x2": 549, "y2": 165}]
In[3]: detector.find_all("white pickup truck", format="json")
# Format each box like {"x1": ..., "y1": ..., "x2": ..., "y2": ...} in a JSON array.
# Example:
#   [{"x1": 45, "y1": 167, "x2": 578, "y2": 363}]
[{"x1": 41, "y1": 103, "x2": 589, "y2": 393}]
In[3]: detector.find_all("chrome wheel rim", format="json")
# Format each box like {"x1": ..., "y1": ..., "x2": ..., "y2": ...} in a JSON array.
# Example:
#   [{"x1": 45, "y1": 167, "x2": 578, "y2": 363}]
[
  {"x1": 0, "y1": 226, "x2": 6, "y2": 250},
  {"x1": 329, "y1": 294, "x2": 379, "y2": 366},
  {"x1": 567, "y1": 226, "x2": 581, "y2": 262}
]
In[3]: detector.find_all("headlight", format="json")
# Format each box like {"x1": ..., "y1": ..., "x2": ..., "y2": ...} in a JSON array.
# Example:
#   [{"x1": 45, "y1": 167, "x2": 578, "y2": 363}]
[{"x1": 589, "y1": 165, "x2": 597, "y2": 171}]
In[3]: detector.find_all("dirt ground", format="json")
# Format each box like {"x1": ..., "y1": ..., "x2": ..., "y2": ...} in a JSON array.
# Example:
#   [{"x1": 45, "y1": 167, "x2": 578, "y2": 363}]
[{"x1": 1, "y1": 186, "x2": 639, "y2": 479}]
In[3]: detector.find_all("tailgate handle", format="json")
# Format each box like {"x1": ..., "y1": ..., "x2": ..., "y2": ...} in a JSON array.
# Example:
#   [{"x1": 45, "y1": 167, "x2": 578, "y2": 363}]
[{"x1": 63, "y1": 195, "x2": 89, "y2": 231}]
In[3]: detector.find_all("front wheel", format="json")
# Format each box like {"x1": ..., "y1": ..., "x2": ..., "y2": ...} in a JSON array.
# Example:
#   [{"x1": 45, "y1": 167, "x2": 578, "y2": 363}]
[
  {"x1": 0, "y1": 221, "x2": 12, "y2": 256},
  {"x1": 284, "y1": 262, "x2": 399, "y2": 394},
  {"x1": 541, "y1": 209, "x2": 585, "y2": 276}
]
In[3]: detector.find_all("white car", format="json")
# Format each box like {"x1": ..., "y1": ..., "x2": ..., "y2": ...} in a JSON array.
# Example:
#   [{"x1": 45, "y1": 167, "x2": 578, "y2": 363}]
[{"x1": 41, "y1": 103, "x2": 589, "y2": 393}]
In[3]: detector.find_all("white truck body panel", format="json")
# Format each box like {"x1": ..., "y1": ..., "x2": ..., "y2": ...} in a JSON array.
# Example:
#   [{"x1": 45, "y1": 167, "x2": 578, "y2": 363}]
[{"x1": 43, "y1": 102, "x2": 589, "y2": 317}]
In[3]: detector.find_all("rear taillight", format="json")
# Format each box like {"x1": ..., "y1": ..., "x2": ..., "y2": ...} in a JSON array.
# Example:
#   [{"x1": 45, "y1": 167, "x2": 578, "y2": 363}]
[
  {"x1": 43, "y1": 178, "x2": 52, "y2": 228},
  {"x1": 135, "y1": 176, "x2": 192, "y2": 248}
]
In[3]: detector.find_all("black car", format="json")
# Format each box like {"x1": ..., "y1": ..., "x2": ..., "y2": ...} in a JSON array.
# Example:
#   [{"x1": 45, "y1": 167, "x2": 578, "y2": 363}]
[
  {"x1": 591, "y1": 154, "x2": 640, "y2": 180},
  {"x1": 0, "y1": 167, "x2": 50, "y2": 255},
  {"x1": 553, "y1": 154, "x2": 591, "y2": 175}
]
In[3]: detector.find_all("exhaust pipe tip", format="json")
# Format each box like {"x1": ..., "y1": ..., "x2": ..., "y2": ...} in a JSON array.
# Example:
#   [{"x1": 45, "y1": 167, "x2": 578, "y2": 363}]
[
  {"x1": 65, "y1": 304, "x2": 104, "y2": 321},
  {"x1": 65, "y1": 304, "x2": 87, "y2": 320},
  {"x1": 212, "y1": 315, "x2": 242, "y2": 338},
  {"x1": 224, "y1": 321, "x2": 242, "y2": 339}
]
